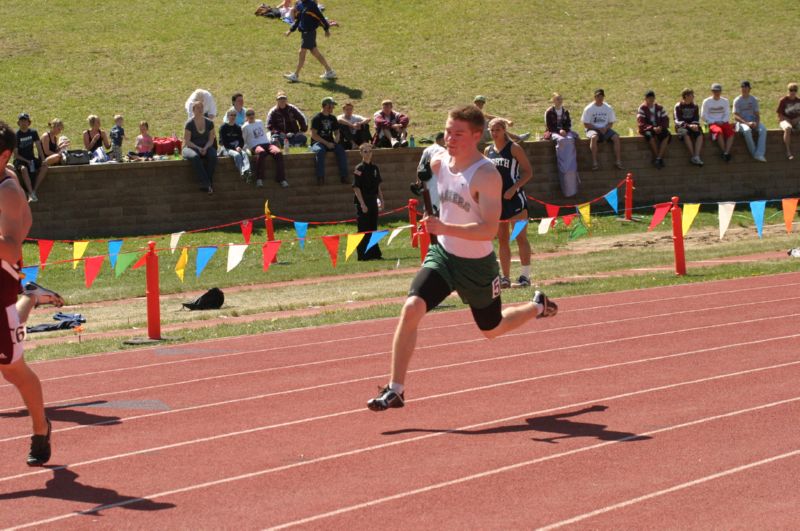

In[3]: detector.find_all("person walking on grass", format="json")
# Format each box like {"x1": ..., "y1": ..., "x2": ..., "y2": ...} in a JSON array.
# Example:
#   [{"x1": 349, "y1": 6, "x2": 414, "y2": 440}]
[
  {"x1": 283, "y1": 0, "x2": 336, "y2": 83},
  {"x1": 367, "y1": 106, "x2": 558, "y2": 412},
  {"x1": 0, "y1": 121, "x2": 65, "y2": 466},
  {"x1": 485, "y1": 117, "x2": 533, "y2": 289}
]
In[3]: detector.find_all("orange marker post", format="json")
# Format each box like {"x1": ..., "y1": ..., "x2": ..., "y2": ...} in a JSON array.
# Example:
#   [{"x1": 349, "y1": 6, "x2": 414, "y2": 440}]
[{"x1": 624, "y1": 172, "x2": 634, "y2": 221}]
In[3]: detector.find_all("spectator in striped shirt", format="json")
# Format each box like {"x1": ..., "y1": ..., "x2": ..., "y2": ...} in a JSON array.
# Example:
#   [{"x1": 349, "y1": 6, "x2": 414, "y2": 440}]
[
  {"x1": 674, "y1": 88, "x2": 705, "y2": 166},
  {"x1": 637, "y1": 90, "x2": 671, "y2": 168}
]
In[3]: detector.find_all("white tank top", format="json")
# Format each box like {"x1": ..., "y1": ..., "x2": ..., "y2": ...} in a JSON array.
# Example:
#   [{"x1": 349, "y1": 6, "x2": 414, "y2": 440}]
[{"x1": 436, "y1": 153, "x2": 495, "y2": 258}]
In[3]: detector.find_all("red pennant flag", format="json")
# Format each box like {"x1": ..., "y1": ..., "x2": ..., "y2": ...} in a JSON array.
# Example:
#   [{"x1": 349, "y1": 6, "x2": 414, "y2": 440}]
[
  {"x1": 38, "y1": 240, "x2": 54, "y2": 269},
  {"x1": 545, "y1": 203, "x2": 560, "y2": 219},
  {"x1": 84, "y1": 255, "x2": 105, "y2": 288},
  {"x1": 561, "y1": 214, "x2": 577, "y2": 227},
  {"x1": 648, "y1": 202, "x2": 672, "y2": 231},
  {"x1": 782, "y1": 198, "x2": 798, "y2": 234},
  {"x1": 131, "y1": 253, "x2": 147, "y2": 270},
  {"x1": 240, "y1": 220, "x2": 252, "y2": 244},
  {"x1": 262, "y1": 240, "x2": 282, "y2": 271},
  {"x1": 322, "y1": 235, "x2": 340, "y2": 268}
]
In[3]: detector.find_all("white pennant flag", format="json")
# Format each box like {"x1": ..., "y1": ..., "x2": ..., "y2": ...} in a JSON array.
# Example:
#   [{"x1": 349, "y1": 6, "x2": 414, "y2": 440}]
[
  {"x1": 538, "y1": 217, "x2": 555, "y2": 234},
  {"x1": 718, "y1": 202, "x2": 736, "y2": 240},
  {"x1": 387, "y1": 225, "x2": 413, "y2": 246},
  {"x1": 226, "y1": 244, "x2": 248, "y2": 272},
  {"x1": 170, "y1": 231, "x2": 185, "y2": 254}
]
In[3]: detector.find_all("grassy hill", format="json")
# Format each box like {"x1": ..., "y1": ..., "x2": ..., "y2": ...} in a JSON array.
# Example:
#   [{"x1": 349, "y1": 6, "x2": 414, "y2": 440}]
[{"x1": 1, "y1": 0, "x2": 798, "y2": 141}]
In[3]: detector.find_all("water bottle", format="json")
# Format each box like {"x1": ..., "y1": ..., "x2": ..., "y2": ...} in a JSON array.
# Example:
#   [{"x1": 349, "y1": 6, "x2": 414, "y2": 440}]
[
  {"x1": 283, "y1": 137, "x2": 289, "y2": 155},
  {"x1": 173, "y1": 147, "x2": 181, "y2": 160},
  {"x1": 409, "y1": 135, "x2": 416, "y2": 148}
]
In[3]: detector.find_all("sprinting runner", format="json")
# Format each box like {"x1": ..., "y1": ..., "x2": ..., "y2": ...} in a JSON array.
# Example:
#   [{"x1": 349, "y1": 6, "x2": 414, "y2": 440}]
[
  {"x1": 0, "y1": 121, "x2": 64, "y2": 465},
  {"x1": 368, "y1": 106, "x2": 557, "y2": 411},
  {"x1": 485, "y1": 117, "x2": 532, "y2": 289}
]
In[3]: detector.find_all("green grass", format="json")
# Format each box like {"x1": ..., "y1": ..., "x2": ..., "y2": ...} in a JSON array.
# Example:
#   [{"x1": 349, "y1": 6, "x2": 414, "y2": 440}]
[{"x1": 1, "y1": 1, "x2": 798, "y2": 143}]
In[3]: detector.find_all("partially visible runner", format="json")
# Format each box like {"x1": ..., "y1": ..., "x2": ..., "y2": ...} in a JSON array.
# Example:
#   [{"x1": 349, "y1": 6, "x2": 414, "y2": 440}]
[
  {"x1": 367, "y1": 106, "x2": 557, "y2": 411},
  {"x1": 0, "y1": 121, "x2": 65, "y2": 465},
  {"x1": 485, "y1": 118, "x2": 533, "y2": 289}
]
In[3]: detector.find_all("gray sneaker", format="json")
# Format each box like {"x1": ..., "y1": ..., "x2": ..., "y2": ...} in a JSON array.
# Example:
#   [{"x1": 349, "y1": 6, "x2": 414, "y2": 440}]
[
  {"x1": 367, "y1": 386, "x2": 405, "y2": 411},
  {"x1": 533, "y1": 290, "x2": 558, "y2": 318},
  {"x1": 512, "y1": 275, "x2": 531, "y2": 288},
  {"x1": 283, "y1": 72, "x2": 299, "y2": 83}
]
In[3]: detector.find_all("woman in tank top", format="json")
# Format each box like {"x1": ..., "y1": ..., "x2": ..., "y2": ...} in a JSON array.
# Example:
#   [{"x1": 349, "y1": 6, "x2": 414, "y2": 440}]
[
  {"x1": 484, "y1": 117, "x2": 533, "y2": 288},
  {"x1": 83, "y1": 115, "x2": 110, "y2": 155}
]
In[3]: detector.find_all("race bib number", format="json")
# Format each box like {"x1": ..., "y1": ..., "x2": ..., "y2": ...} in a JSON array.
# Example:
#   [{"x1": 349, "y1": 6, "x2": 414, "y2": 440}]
[{"x1": 491, "y1": 276, "x2": 501, "y2": 299}]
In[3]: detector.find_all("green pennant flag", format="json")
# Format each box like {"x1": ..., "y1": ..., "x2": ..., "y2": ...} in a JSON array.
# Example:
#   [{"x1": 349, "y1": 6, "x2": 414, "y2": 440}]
[
  {"x1": 115, "y1": 252, "x2": 140, "y2": 278},
  {"x1": 568, "y1": 222, "x2": 588, "y2": 241}
]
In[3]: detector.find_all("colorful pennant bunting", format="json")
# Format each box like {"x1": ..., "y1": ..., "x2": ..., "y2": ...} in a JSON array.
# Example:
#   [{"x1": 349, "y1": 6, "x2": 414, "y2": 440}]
[
  {"x1": 366, "y1": 230, "x2": 388, "y2": 252},
  {"x1": 538, "y1": 217, "x2": 554, "y2": 234},
  {"x1": 226, "y1": 244, "x2": 248, "y2": 272},
  {"x1": 170, "y1": 232, "x2": 185, "y2": 254},
  {"x1": 175, "y1": 247, "x2": 188, "y2": 281},
  {"x1": 322, "y1": 235, "x2": 340, "y2": 268},
  {"x1": 509, "y1": 220, "x2": 528, "y2": 241},
  {"x1": 648, "y1": 202, "x2": 672, "y2": 231},
  {"x1": 240, "y1": 220, "x2": 252, "y2": 245},
  {"x1": 578, "y1": 203, "x2": 591, "y2": 227},
  {"x1": 294, "y1": 222, "x2": 308, "y2": 249},
  {"x1": 73, "y1": 241, "x2": 89, "y2": 269},
  {"x1": 195, "y1": 246, "x2": 217, "y2": 277},
  {"x1": 569, "y1": 222, "x2": 588, "y2": 240},
  {"x1": 107, "y1": 239, "x2": 123, "y2": 269},
  {"x1": 38, "y1": 240, "x2": 54, "y2": 269},
  {"x1": 561, "y1": 214, "x2": 576, "y2": 227},
  {"x1": 718, "y1": 202, "x2": 735, "y2": 240},
  {"x1": 262, "y1": 241, "x2": 281, "y2": 271},
  {"x1": 132, "y1": 252, "x2": 148, "y2": 270},
  {"x1": 681, "y1": 204, "x2": 700, "y2": 236},
  {"x1": 750, "y1": 200, "x2": 766, "y2": 238},
  {"x1": 388, "y1": 225, "x2": 412, "y2": 245},
  {"x1": 114, "y1": 252, "x2": 140, "y2": 278},
  {"x1": 604, "y1": 189, "x2": 619, "y2": 214},
  {"x1": 782, "y1": 198, "x2": 798, "y2": 234},
  {"x1": 21, "y1": 265, "x2": 38, "y2": 285},
  {"x1": 84, "y1": 255, "x2": 104, "y2": 288},
  {"x1": 545, "y1": 203, "x2": 560, "y2": 219},
  {"x1": 345, "y1": 233, "x2": 365, "y2": 261}
]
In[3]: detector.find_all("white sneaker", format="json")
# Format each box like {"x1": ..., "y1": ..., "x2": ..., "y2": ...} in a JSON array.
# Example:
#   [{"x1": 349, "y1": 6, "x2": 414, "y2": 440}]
[
  {"x1": 23, "y1": 282, "x2": 65, "y2": 308},
  {"x1": 320, "y1": 70, "x2": 337, "y2": 80},
  {"x1": 256, "y1": 179, "x2": 264, "y2": 188},
  {"x1": 279, "y1": 180, "x2": 289, "y2": 188},
  {"x1": 28, "y1": 191, "x2": 38, "y2": 203},
  {"x1": 283, "y1": 72, "x2": 299, "y2": 83},
  {"x1": 755, "y1": 155, "x2": 767, "y2": 162}
]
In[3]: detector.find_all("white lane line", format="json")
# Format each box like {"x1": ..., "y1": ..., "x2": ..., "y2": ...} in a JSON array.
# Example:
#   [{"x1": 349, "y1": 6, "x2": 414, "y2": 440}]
[
  {"x1": 7, "y1": 292, "x2": 800, "y2": 395},
  {"x1": 537, "y1": 449, "x2": 800, "y2": 530},
  {"x1": 12, "y1": 389, "x2": 800, "y2": 530},
  {"x1": 3, "y1": 313, "x2": 799, "y2": 444},
  {"x1": 22, "y1": 275, "x2": 800, "y2": 371}
]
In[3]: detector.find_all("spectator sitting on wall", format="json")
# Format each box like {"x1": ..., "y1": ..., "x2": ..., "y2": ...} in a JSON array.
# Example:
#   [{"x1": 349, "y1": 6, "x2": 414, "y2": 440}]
[
  {"x1": 543, "y1": 93, "x2": 580, "y2": 197},
  {"x1": 183, "y1": 100, "x2": 218, "y2": 195},
  {"x1": 674, "y1": 88, "x2": 705, "y2": 166},
  {"x1": 267, "y1": 91, "x2": 308, "y2": 148},
  {"x1": 777, "y1": 82, "x2": 800, "y2": 160},
  {"x1": 733, "y1": 81, "x2": 767, "y2": 162},
  {"x1": 581, "y1": 88, "x2": 623, "y2": 171},
  {"x1": 310, "y1": 96, "x2": 349, "y2": 184},
  {"x1": 473, "y1": 95, "x2": 530, "y2": 144},
  {"x1": 39, "y1": 119, "x2": 69, "y2": 177},
  {"x1": 83, "y1": 115, "x2": 111, "y2": 158},
  {"x1": 373, "y1": 100, "x2": 409, "y2": 148},
  {"x1": 185, "y1": 88, "x2": 217, "y2": 120},
  {"x1": 228, "y1": 93, "x2": 246, "y2": 126},
  {"x1": 352, "y1": 143, "x2": 384, "y2": 261},
  {"x1": 219, "y1": 109, "x2": 252, "y2": 182},
  {"x1": 637, "y1": 90, "x2": 671, "y2": 168},
  {"x1": 243, "y1": 108, "x2": 289, "y2": 189},
  {"x1": 701, "y1": 83, "x2": 735, "y2": 162},
  {"x1": 337, "y1": 101, "x2": 372, "y2": 150},
  {"x1": 129, "y1": 121, "x2": 154, "y2": 161},
  {"x1": 12, "y1": 113, "x2": 43, "y2": 202}
]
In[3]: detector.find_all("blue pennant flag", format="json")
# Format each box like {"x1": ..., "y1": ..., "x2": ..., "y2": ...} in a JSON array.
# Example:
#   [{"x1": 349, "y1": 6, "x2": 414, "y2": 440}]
[
  {"x1": 294, "y1": 222, "x2": 309, "y2": 250},
  {"x1": 195, "y1": 246, "x2": 218, "y2": 277},
  {"x1": 604, "y1": 188, "x2": 619, "y2": 214},
  {"x1": 509, "y1": 220, "x2": 528, "y2": 241},
  {"x1": 108, "y1": 239, "x2": 123, "y2": 269},
  {"x1": 366, "y1": 230, "x2": 388, "y2": 251},
  {"x1": 21, "y1": 266, "x2": 39, "y2": 286},
  {"x1": 750, "y1": 200, "x2": 766, "y2": 238}
]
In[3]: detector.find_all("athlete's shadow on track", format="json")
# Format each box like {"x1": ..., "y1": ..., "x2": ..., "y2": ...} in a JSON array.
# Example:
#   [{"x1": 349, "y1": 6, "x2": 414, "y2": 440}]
[
  {"x1": 0, "y1": 468, "x2": 175, "y2": 515},
  {"x1": 0, "y1": 401, "x2": 121, "y2": 426},
  {"x1": 384, "y1": 405, "x2": 652, "y2": 444}
]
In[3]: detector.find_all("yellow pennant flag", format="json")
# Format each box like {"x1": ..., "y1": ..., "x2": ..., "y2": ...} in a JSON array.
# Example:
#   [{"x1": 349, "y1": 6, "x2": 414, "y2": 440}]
[
  {"x1": 175, "y1": 247, "x2": 188, "y2": 282},
  {"x1": 682, "y1": 203, "x2": 701, "y2": 236},
  {"x1": 73, "y1": 241, "x2": 89, "y2": 269},
  {"x1": 264, "y1": 199, "x2": 271, "y2": 219},
  {"x1": 345, "y1": 233, "x2": 365, "y2": 261},
  {"x1": 578, "y1": 203, "x2": 591, "y2": 227}
]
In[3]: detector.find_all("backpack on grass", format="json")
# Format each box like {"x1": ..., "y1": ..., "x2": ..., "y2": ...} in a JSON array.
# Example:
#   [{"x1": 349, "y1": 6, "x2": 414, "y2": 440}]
[{"x1": 182, "y1": 288, "x2": 224, "y2": 310}]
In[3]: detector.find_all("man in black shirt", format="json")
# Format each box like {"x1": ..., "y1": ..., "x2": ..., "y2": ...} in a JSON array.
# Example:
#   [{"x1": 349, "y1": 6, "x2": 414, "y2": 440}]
[
  {"x1": 352, "y1": 143, "x2": 384, "y2": 260},
  {"x1": 310, "y1": 97, "x2": 348, "y2": 184},
  {"x1": 13, "y1": 114, "x2": 42, "y2": 202}
]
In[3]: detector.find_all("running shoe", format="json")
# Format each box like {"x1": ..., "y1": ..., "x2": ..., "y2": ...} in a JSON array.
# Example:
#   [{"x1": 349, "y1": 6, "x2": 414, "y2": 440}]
[
  {"x1": 27, "y1": 419, "x2": 51, "y2": 466},
  {"x1": 367, "y1": 386, "x2": 405, "y2": 411},
  {"x1": 512, "y1": 275, "x2": 531, "y2": 288},
  {"x1": 533, "y1": 290, "x2": 558, "y2": 318},
  {"x1": 283, "y1": 72, "x2": 299, "y2": 83},
  {"x1": 320, "y1": 70, "x2": 337, "y2": 80},
  {"x1": 280, "y1": 180, "x2": 290, "y2": 188},
  {"x1": 23, "y1": 282, "x2": 65, "y2": 308},
  {"x1": 256, "y1": 179, "x2": 264, "y2": 188},
  {"x1": 500, "y1": 276, "x2": 511, "y2": 289}
]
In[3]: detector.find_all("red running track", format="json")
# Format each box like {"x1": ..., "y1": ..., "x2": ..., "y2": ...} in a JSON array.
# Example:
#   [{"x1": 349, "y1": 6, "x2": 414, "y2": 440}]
[{"x1": 2, "y1": 272, "x2": 800, "y2": 529}]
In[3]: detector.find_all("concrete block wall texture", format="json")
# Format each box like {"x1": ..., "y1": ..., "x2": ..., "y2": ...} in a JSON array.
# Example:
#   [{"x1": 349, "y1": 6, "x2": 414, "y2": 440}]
[{"x1": 29, "y1": 131, "x2": 798, "y2": 239}]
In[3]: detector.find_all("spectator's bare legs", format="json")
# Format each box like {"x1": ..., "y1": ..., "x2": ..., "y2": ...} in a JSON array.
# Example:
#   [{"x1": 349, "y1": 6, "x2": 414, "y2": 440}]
[
  {"x1": 35, "y1": 154, "x2": 58, "y2": 194},
  {"x1": 724, "y1": 134, "x2": 734, "y2": 155},
  {"x1": 389, "y1": 297, "x2": 427, "y2": 385},
  {"x1": 309, "y1": 47, "x2": 332, "y2": 73},
  {"x1": 681, "y1": 134, "x2": 695, "y2": 157},
  {"x1": 612, "y1": 134, "x2": 622, "y2": 165},
  {"x1": 497, "y1": 217, "x2": 531, "y2": 280},
  {"x1": 657, "y1": 137, "x2": 669, "y2": 160},
  {"x1": 647, "y1": 137, "x2": 659, "y2": 158},
  {"x1": 784, "y1": 126, "x2": 794, "y2": 158},
  {"x1": 17, "y1": 167, "x2": 34, "y2": 197},
  {"x1": 292, "y1": 48, "x2": 308, "y2": 76},
  {"x1": 694, "y1": 134, "x2": 704, "y2": 159},
  {"x1": 0, "y1": 294, "x2": 47, "y2": 437},
  {"x1": 589, "y1": 135, "x2": 599, "y2": 167}
]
